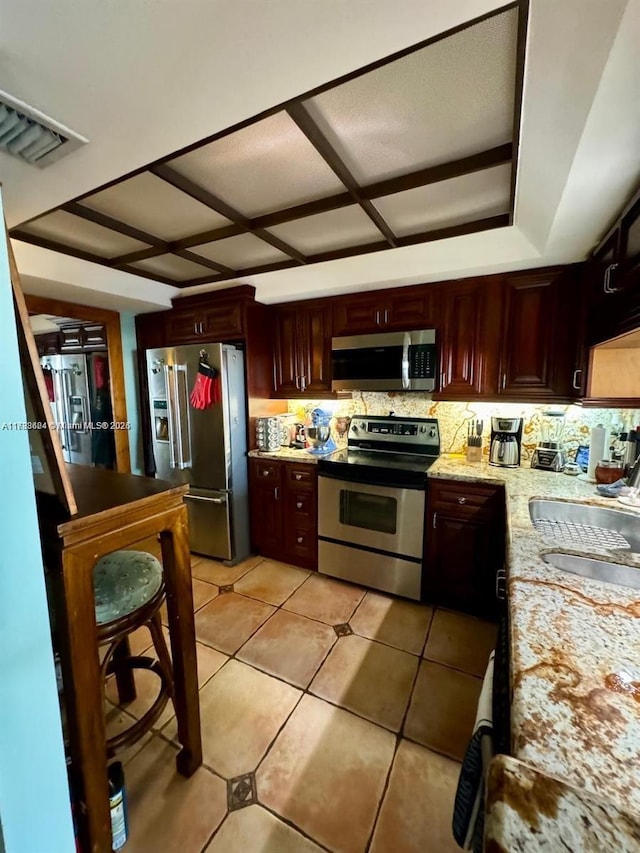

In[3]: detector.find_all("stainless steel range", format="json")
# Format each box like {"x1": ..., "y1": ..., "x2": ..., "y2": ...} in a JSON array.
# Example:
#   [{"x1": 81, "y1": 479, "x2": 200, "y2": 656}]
[{"x1": 317, "y1": 415, "x2": 440, "y2": 600}]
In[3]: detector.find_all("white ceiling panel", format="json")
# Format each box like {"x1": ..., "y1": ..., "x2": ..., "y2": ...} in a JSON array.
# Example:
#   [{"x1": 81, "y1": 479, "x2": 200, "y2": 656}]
[
  {"x1": 191, "y1": 233, "x2": 290, "y2": 268},
  {"x1": 373, "y1": 163, "x2": 511, "y2": 236},
  {"x1": 21, "y1": 210, "x2": 149, "y2": 257},
  {"x1": 168, "y1": 112, "x2": 346, "y2": 217},
  {"x1": 131, "y1": 253, "x2": 214, "y2": 281},
  {"x1": 82, "y1": 173, "x2": 231, "y2": 241},
  {"x1": 304, "y1": 7, "x2": 518, "y2": 185},
  {"x1": 267, "y1": 205, "x2": 384, "y2": 254}
]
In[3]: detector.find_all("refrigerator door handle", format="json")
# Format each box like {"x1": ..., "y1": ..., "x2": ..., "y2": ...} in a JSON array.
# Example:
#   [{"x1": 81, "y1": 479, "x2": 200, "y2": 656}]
[
  {"x1": 185, "y1": 494, "x2": 227, "y2": 505},
  {"x1": 165, "y1": 363, "x2": 192, "y2": 469}
]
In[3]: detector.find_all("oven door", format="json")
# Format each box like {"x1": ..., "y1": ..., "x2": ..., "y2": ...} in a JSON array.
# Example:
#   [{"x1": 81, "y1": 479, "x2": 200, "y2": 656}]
[{"x1": 318, "y1": 475, "x2": 425, "y2": 559}]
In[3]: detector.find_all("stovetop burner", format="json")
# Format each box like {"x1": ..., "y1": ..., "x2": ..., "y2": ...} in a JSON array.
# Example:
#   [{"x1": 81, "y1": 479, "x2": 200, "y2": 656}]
[{"x1": 318, "y1": 415, "x2": 440, "y2": 488}]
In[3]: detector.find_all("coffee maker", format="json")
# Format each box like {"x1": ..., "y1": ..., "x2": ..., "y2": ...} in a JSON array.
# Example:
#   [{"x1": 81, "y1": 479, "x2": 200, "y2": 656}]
[{"x1": 489, "y1": 417, "x2": 523, "y2": 468}]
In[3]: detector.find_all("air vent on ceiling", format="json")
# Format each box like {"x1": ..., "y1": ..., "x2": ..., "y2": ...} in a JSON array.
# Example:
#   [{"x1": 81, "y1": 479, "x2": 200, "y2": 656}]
[{"x1": 0, "y1": 90, "x2": 88, "y2": 168}]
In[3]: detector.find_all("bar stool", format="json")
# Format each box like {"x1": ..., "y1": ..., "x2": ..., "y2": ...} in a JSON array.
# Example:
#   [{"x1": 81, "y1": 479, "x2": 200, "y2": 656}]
[{"x1": 94, "y1": 550, "x2": 175, "y2": 755}]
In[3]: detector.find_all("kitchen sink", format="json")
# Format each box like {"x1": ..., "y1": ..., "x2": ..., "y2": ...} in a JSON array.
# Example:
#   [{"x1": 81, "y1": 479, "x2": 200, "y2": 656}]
[
  {"x1": 542, "y1": 552, "x2": 640, "y2": 590},
  {"x1": 529, "y1": 499, "x2": 640, "y2": 553}
]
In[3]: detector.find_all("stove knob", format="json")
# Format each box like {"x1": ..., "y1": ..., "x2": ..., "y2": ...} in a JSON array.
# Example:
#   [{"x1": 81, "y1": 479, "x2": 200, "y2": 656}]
[
  {"x1": 429, "y1": 428, "x2": 436, "y2": 438},
  {"x1": 420, "y1": 425, "x2": 426, "y2": 433},
  {"x1": 359, "y1": 422, "x2": 366, "y2": 430}
]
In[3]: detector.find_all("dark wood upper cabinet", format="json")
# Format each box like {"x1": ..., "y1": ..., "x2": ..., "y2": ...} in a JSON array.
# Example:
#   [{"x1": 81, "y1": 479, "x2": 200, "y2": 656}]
[
  {"x1": 619, "y1": 195, "x2": 640, "y2": 284},
  {"x1": 273, "y1": 300, "x2": 332, "y2": 398},
  {"x1": 497, "y1": 271, "x2": 568, "y2": 398},
  {"x1": 332, "y1": 285, "x2": 437, "y2": 336},
  {"x1": 434, "y1": 276, "x2": 500, "y2": 399},
  {"x1": 164, "y1": 297, "x2": 244, "y2": 344}
]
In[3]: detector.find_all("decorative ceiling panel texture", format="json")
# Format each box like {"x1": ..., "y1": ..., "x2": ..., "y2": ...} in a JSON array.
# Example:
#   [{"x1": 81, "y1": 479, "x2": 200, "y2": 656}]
[{"x1": 11, "y1": 1, "x2": 526, "y2": 289}]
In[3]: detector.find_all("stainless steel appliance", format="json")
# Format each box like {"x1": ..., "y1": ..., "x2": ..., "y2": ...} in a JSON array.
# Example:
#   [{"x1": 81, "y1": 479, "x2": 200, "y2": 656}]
[
  {"x1": 41, "y1": 353, "x2": 92, "y2": 465},
  {"x1": 145, "y1": 343, "x2": 250, "y2": 564},
  {"x1": 317, "y1": 415, "x2": 440, "y2": 600},
  {"x1": 331, "y1": 329, "x2": 437, "y2": 392},
  {"x1": 489, "y1": 417, "x2": 523, "y2": 468},
  {"x1": 530, "y1": 411, "x2": 567, "y2": 471}
]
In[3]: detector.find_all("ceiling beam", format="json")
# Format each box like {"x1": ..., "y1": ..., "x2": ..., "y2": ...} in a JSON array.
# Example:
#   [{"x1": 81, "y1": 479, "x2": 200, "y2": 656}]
[
  {"x1": 150, "y1": 164, "x2": 307, "y2": 264},
  {"x1": 286, "y1": 102, "x2": 398, "y2": 248},
  {"x1": 175, "y1": 249, "x2": 235, "y2": 275},
  {"x1": 360, "y1": 143, "x2": 513, "y2": 200},
  {"x1": 61, "y1": 201, "x2": 167, "y2": 249},
  {"x1": 9, "y1": 229, "x2": 116, "y2": 268}
]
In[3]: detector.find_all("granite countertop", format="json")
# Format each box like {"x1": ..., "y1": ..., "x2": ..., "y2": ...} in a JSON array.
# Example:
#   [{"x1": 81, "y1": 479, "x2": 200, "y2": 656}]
[
  {"x1": 427, "y1": 455, "x2": 640, "y2": 847},
  {"x1": 248, "y1": 447, "x2": 319, "y2": 465},
  {"x1": 485, "y1": 755, "x2": 640, "y2": 852}
]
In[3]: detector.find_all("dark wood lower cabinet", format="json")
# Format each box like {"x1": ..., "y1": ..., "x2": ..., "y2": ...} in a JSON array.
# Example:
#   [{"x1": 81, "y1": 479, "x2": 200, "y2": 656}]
[
  {"x1": 423, "y1": 479, "x2": 505, "y2": 620},
  {"x1": 249, "y1": 458, "x2": 317, "y2": 570}
]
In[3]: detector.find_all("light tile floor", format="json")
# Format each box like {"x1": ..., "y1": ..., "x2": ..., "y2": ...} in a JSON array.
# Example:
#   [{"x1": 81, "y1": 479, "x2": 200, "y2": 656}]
[{"x1": 107, "y1": 555, "x2": 497, "y2": 853}]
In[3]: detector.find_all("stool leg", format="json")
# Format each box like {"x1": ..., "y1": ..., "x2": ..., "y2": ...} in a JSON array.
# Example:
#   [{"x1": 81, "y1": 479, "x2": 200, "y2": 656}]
[
  {"x1": 148, "y1": 610, "x2": 175, "y2": 698},
  {"x1": 112, "y1": 636, "x2": 137, "y2": 704}
]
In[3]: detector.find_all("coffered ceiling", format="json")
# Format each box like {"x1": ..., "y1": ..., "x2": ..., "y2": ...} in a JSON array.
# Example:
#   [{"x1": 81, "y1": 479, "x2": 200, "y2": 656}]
[
  {"x1": 2, "y1": 0, "x2": 639, "y2": 311},
  {"x1": 9, "y1": 4, "x2": 523, "y2": 290}
]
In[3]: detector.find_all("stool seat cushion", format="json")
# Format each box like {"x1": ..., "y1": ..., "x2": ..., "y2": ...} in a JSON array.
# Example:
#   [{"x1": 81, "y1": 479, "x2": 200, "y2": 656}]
[{"x1": 94, "y1": 550, "x2": 163, "y2": 626}]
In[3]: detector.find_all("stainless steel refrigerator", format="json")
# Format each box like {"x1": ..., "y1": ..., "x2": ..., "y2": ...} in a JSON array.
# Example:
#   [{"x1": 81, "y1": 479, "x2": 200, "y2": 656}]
[
  {"x1": 145, "y1": 342, "x2": 250, "y2": 564},
  {"x1": 41, "y1": 353, "x2": 93, "y2": 465}
]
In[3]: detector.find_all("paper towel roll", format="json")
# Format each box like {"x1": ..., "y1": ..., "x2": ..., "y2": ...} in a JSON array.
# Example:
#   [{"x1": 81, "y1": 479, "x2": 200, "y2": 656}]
[{"x1": 587, "y1": 425, "x2": 610, "y2": 480}]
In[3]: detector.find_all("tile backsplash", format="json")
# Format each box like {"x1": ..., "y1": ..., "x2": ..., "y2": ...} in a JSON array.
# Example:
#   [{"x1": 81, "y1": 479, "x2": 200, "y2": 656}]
[{"x1": 287, "y1": 394, "x2": 640, "y2": 462}]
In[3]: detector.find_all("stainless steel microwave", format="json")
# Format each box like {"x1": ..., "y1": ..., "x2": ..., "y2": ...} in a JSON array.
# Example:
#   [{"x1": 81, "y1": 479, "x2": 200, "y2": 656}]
[{"x1": 331, "y1": 329, "x2": 437, "y2": 392}]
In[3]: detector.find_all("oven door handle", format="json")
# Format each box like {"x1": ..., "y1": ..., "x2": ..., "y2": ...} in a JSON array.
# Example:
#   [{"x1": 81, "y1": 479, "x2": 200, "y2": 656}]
[
  {"x1": 317, "y1": 469, "x2": 426, "y2": 491},
  {"x1": 401, "y1": 333, "x2": 411, "y2": 390}
]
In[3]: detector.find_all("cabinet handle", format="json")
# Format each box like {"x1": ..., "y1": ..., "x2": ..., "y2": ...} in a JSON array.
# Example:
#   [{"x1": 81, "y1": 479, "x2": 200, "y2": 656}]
[
  {"x1": 296, "y1": 501, "x2": 303, "y2": 509},
  {"x1": 294, "y1": 376, "x2": 300, "y2": 390},
  {"x1": 300, "y1": 375, "x2": 306, "y2": 392},
  {"x1": 432, "y1": 512, "x2": 437, "y2": 529},
  {"x1": 262, "y1": 469, "x2": 270, "y2": 476},
  {"x1": 496, "y1": 567, "x2": 507, "y2": 601},
  {"x1": 194, "y1": 322, "x2": 198, "y2": 335},
  {"x1": 572, "y1": 368, "x2": 582, "y2": 390},
  {"x1": 375, "y1": 310, "x2": 381, "y2": 326},
  {"x1": 384, "y1": 308, "x2": 389, "y2": 324},
  {"x1": 604, "y1": 263, "x2": 619, "y2": 294},
  {"x1": 501, "y1": 373, "x2": 506, "y2": 390},
  {"x1": 297, "y1": 536, "x2": 304, "y2": 544},
  {"x1": 458, "y1": 497, "x2": 466, "y2": 504},
  {"x1": 295, "y1": 473, "x2": 302, "y2": 481},
  {"x1": 274, "y1": 486, "x2": 279, "y2": 500}
]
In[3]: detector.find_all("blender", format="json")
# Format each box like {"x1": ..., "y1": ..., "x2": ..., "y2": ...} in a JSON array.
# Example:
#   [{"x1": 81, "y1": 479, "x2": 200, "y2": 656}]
[
  {"x1": 306, "y1": 407, "x2": 337, "y2": 455},
  {"x1": 531, "y1": 411, "x2": 567, "y2": 471}
]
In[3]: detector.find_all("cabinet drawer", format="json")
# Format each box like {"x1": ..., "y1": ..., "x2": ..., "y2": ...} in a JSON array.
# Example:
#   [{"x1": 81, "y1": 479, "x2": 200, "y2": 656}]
[
  {"x1": 285, "y1": 526, "x2": 317, "y2": 563},
  {"x1": 429, "y1": 481, "x2": 503, "y2": 515},
  {"x1": 287, "y1": 490, "x2": 316, "y2": 526},
  {"x1": 253, "y1": 460, "x2": 281, "y2": 480},
  {"x1": 286, "y1": 465, "x2": 316, "y2": 489}
]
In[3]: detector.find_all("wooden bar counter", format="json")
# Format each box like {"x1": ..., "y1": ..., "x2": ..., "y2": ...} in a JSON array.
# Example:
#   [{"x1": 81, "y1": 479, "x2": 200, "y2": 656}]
[{"x1": 37, "y1": 465, "x2": 202, "y2": 853}]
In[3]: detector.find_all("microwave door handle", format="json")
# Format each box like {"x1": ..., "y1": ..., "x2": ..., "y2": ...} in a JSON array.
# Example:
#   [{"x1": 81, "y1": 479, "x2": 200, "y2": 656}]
[{"x1": 401, "y1": 333, "x2": 411, "y2": 390}]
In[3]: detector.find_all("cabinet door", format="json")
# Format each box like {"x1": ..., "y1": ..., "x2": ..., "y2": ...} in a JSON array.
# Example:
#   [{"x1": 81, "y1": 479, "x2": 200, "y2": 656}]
[
  {"x1": 248, "y1": 460, "x2": 284, "y2": 558},
  {"x1": 425, "y1": 510, "x2": 499, "y2": 619},
  {"x1": 165, "y1": 310, "x2": 202, "y2": 344},
  {"x1": 273, "y1": 307, "x2": 301, "y2": 396},
  {"x1": 619, "y1": 196, "x2": 640, "y2": 284},
  {"x1": 498, "y1": 273, "x2": 560, "y2": 398},
  {"x1": 83, "y1": 324, "x2": 107, "y2": 349},
  {"x1": 332, "y1": 294, "x2": 384, "y2": 336},
  {"x1": 437, "y1": 279, "x2": 490, "y2": 397},
  {"x1": 202, "y1": 299, "x2": 244, "y2": 340},
  {"x1": 59, "y1": 324, "x2": 84, "y2": 352},
  {"x1": 297, "y1": 303, "x2": 332, "y2": 396},
  {"x1": 386, "y1": 288, "x2": 437, "y2": 330}
]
